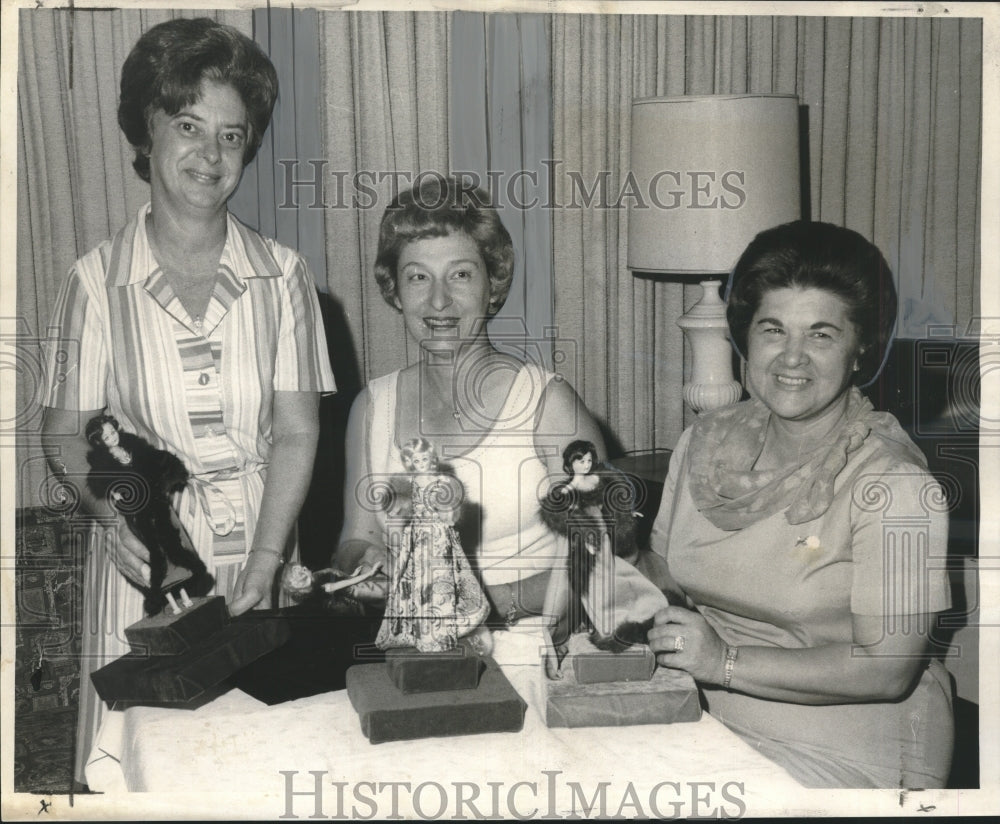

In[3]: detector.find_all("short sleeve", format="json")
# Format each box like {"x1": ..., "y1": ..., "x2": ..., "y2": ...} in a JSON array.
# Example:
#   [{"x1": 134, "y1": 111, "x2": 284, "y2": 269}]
[
  {"x1": 849, "y1": 463, "x2": 952, "y2": 616},
  {"x1": 42, "y1": 260, "x2": 109, "y2": 411},
  {"x1": 273, "y1": 252, "x2": 337, "y2": 394},
  {"x1": 648, "y1": 426, "x2": 694, "y2": 562}
]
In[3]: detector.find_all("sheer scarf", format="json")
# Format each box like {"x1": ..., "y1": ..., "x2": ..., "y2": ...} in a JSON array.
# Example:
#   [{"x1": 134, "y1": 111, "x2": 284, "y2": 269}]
[{"x1": 687, "y1": 388, "x2": 927, "y2": 531}]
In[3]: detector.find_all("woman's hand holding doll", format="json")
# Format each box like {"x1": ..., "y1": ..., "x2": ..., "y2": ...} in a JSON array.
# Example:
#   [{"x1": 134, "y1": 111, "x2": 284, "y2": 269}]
[
  {"x1": 336, "y1": 540, "x2": 389, "y2": 604},
  {"x1": 108, "y1": 520, "x2": 153, "y2": 588}
]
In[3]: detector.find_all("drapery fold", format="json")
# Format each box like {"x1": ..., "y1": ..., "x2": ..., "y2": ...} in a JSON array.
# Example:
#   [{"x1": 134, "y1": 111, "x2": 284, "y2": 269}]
[
  {"x1": 551, "y1": 14, "x2": 981, "y2": 453},
  {"x1": 318, "y1": 11, "x2": 451, "y2": 383},
  {"x1": 229, "y1": 8, "x2": 326, "y2": 284},
  {"x1": 449, "y1": 12, "x2": 554, "y2": 366}
]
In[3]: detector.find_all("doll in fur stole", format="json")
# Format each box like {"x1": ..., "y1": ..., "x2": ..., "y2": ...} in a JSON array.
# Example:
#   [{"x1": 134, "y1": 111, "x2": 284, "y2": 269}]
[
  {"x1": 85, "y1": 414, "x2": 211, "y2": 615},
  {"x1": 540, "y1": 440, "x2": 656, "y2": 651}
]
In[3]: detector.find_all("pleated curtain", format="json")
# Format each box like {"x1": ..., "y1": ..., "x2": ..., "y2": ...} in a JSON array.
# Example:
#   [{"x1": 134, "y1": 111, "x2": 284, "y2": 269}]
[
  {"x1": 551, "y1": 14, "x2": 982, "y2": 453},
  {"x1": 448, "y1": 12, "x2": 554, "y2": 367},
  {"x1": 318, "y1": 11, "x2": 451, "y2": 385}
]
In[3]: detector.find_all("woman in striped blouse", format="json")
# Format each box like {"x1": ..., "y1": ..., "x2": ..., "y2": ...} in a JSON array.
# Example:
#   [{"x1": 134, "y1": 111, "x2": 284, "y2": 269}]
[{"x1": 40, "y1": 18, "x2": 335, "y2": 786}]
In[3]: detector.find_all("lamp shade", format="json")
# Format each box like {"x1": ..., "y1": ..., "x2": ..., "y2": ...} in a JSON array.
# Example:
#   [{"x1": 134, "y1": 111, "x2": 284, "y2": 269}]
[{"x1": 627, "y1": 94, "x2": 801, "y2": 275}]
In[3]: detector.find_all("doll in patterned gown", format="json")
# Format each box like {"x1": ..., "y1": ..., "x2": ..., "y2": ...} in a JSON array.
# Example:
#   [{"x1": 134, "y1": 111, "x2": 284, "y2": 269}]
[{"x1": 375, "y1": 438, "x2": 492, "y2": 654}]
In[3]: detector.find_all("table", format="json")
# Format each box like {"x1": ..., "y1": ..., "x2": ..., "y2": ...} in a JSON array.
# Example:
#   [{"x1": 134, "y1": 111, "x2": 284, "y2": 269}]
[{"x1": 84, "y1": 630, "x2": 803, "y2": 818}]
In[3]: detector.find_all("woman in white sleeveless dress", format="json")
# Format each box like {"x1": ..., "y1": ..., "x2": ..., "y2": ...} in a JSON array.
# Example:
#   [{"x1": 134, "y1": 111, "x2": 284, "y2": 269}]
[{"x1": 334, "y1": 177, "x2": 645, "y2": 684}]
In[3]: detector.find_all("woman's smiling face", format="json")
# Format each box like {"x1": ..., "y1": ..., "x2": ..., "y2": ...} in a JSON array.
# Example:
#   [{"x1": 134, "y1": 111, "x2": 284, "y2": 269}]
[
  {"x1": 746, "y1": 286, "x2": 862, "y2": 428},
  {"x1": 147, "y1": 79, "x2": 248, "y2": 217},
  {"x1": 394, "y1": 232, "x2": 491, "y2": 346}
]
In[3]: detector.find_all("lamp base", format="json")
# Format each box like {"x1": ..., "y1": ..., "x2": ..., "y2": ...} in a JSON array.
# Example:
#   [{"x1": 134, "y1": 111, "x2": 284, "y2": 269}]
[{"x1": 676, "y1": 279, "x2": 743, "y2": 413}]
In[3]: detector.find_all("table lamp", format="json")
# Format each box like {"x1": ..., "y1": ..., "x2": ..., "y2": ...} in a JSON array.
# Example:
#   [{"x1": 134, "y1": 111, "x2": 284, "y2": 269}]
[{"x1": 627, "y1": 94, "x2": 801, "y2": 412}]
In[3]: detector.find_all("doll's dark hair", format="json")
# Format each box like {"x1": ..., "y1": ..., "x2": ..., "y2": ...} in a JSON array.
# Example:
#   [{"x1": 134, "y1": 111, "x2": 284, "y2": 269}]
[
  {"x1": 85, "y1": 414, "x2": 121, "y2": 448},
  {"x1": 118, "y1": 17, "x2": 278, "y2": 183},
  {"x1": 374, "y1": 175, "x2": 515, "y2": 315},
  {"x1": 400, "y1": 438, "x2": 439, "y2": 472},
  {"x1": 562, "y1": 440, "x2": 598, "y2": 475},
  {"x1": 726, "y1": 221, "x2": 897, "y2": 385}
]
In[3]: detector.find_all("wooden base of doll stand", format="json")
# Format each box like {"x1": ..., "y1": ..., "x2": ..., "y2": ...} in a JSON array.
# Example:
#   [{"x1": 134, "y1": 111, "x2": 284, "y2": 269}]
[
  {"x1": 570, "y1": 643, "x2": 657, "y2": 684},
  {"x1": 124, "y1": 595, "x2": 227, "y2": 655}
]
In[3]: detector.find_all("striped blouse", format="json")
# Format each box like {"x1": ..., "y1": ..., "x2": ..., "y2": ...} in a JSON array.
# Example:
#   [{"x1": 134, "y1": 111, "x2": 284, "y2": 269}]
[{"x1": 43, "y1": 203, "x2": 336, "y2": 561}]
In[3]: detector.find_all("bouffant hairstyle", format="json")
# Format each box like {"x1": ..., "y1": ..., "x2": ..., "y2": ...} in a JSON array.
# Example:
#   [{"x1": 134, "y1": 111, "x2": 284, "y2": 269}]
[
  {"x1": 562, "y1": 440, "x2": 598, "y2": 475},
  {"x1": 373, "y1": 176, "x2": 515, "y2": 314},
  {"x1": 726, "y1": 221, "x2": 897, "y2": 385},
  {"x1": 118, "y1": 17, "x2": 278, "y2": 183}
]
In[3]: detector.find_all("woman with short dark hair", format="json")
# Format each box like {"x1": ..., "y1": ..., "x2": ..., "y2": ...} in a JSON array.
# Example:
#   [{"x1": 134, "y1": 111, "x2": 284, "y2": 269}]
[
  {"x1": 372, "y1": 178, "x2": 515, "y2": 315},
  {"x1": 725, "y1": 220, "x2": 897, "y2": 386},
  {"x1": 41, "y1": 18, "x2": 335, "y2": 786},
  {"x1": 116, "y1": 16, "x2": 279, "y2": 183},
  {"x1": 647, "y1": 221, "x2": 954, "y2": 788}
]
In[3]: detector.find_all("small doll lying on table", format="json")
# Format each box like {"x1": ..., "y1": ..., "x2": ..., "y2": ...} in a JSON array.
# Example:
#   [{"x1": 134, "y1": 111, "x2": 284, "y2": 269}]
[
  {"x1": 282, "y1": 561, "x2": 383, "y2": 615},
  {"x1": 85, "y1": 414, "x2": 211, "y2": 615}
]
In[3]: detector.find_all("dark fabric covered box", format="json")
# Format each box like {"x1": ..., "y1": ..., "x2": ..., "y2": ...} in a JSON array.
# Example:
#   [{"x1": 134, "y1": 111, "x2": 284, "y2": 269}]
[
  {"x1": 231, "y1": 606, "x2": 384, "y2": 705},
  {"x1": 124, "y1": 596, "x2": 228, "y2": 655},
  {"x1": 384, "y1": 637, "x2": 484, "y2": 694},
  {"x1": 570, "y1": 646, "x2": 657, "y2": 684},
  {"x1": 546, "y1": 664, "x2": 701, "y2": 728},
  {"x1": 346, "y1": 658, "x2": 526, "y2": 744},
  {"x1": 91, "y1": 611, "x2": 290, "y2": 705}
]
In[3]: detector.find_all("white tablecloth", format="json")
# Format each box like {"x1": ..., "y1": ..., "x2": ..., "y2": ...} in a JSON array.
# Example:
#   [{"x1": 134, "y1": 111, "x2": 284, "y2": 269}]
[{"x1": 85, "y1": 631, "x2": 804, "y2": 817}]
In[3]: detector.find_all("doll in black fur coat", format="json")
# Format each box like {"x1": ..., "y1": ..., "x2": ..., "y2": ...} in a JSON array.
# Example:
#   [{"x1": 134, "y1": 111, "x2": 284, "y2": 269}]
[
  {"x1": 540, "y1": 440, "x2": 640, "y2": 557},
  {"x1": 539, "y1": 440, "x2": 652, "y2": 651},
  {"x1": 85, "y1": 414, "x2": 211, "y2": 615}
]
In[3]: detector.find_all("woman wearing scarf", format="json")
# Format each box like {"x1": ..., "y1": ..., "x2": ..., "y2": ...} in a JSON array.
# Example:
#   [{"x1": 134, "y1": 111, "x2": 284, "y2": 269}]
[{"x1": 647, "y1": 221, "x2": 953, "y2": 789}]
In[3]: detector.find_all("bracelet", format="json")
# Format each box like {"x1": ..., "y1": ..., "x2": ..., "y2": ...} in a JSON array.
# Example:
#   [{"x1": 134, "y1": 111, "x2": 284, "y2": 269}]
[
  {"x1": 251, "y1": 547, "x2": 286, "y2": 566},
  {"x1": 723, "y1": 645, "x2": 739, "y2": 689},
  {"x1": 488, "y1": 582, "x2": 519, "y2": 626},
  {"x1": 501, "y1": 583, "x2": 519, "y2": 626}
]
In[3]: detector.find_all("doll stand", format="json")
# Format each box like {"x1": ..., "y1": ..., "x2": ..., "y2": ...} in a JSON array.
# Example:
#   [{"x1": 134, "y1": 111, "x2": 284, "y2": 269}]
[
  {"x1": 90, "y1": 596, "x2": 290, "y2": 705},
  {"x1": 383, "y1": 636, "x2": 486, "y2": 694},
  {"x1": 346, "y1": 653, "x2": 526, "y2": 745},
  {"x1": 542, "y1": 630, "x2": 701, "y2": 728},
  {"x1": 345, "y1": 638, "x2": 526, "y2": 744}
]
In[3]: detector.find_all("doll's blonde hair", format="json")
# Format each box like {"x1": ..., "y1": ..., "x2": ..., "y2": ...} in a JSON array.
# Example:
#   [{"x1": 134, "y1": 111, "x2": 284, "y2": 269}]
[{"x1": 400, "y1": 437, "x2": 438, "y2": 472}]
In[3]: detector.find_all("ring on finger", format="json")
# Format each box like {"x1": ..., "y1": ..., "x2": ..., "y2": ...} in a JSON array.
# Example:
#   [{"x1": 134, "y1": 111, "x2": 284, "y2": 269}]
[{"x1": 673, "y1": 635, "x2": 686, "y2": 652}]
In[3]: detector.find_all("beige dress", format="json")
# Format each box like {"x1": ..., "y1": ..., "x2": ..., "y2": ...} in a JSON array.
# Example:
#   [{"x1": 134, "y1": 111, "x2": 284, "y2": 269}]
[{"x1": 651, "y1": 417, "x2": 954, "y2": 788}]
